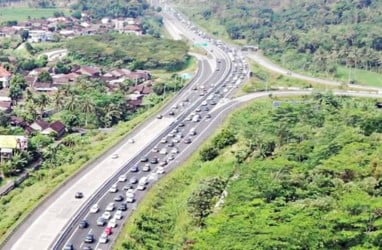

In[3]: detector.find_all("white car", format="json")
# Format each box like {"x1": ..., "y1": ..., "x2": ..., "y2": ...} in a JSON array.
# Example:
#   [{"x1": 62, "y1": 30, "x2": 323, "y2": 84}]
[
  {"x1": 109, "y1": 184, "x2": 118, "y2": 193},
  {"x1": 105, "y1": 202, "x2": 115, "y2": 211},
  {"x1": 112, "y1": 153, "x2": 119, "y2": 159},
  {"x1": 118, "y1": 174, "x2": 127, "y2": 182},
  {"x1": 90, "y1": 204, "x2": 99, "y2": 214},
  {"x1": 171, "y1": 148, "x2": 179, "y2": 154},
  {"x1": 128, "y1": 138, "x2": 135, "y2": 144},
  {"x1": 114, "y1": 210, "x2": 123, "y2": 220},
  {"x1": 137, "y1": 184, "x2": 146, "y2": 191},
  {"x1": 99, "y1": 232, "x2": 108, "y2": 244},
  {"x1": 157, "y1": 167, "x2": 165, "y2": 174},
  {"x1": 102, "y1": 211, "x2": 112, "y2": 220},
  {"x1": 108, "y1": 218, "x2": 117, "y2": 228},
  {"x1": 159, "y1": 148, "x2": 167, "y2": 155}
]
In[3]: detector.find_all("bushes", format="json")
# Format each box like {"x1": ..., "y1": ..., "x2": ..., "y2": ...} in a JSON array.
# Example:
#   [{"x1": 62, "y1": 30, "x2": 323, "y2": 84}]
[{"x1": 200, "y1": 129, "x2": 237, "y2": 161}]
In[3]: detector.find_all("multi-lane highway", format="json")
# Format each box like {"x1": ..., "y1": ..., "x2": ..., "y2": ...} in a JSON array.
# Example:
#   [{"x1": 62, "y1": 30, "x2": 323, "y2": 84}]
[{"x1": 2, "y1": 4, "x2": 250, "y2": 250}]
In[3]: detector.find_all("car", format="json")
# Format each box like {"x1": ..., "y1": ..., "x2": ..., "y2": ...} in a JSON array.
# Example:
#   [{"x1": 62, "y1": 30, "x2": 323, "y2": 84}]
[
  {"x1": 97, "y1": 217, "x2": 107, "y2": 226},
  {"x1": 204, "y1": 106, "x2": 210, "y2": 111},
  {"x1": 75, "y1": 192, "x2": 83, "y2": 199},
  {"x1": 168, "y1": 132, "x2": 175, "y2": 137},
  {"x1": 111, "y1": 153, "x2": 119, "y2": 159},
  {"x1": 152, "y1": 146, "x2": 160, "y2": 152},
  {"x1": 172, "y1": 138, "x2": 180, "y2": 143},
  {"x1": 63, "y1": 244, "x2": 73, "y2": 250},
  {"x1": 126, "y1": 194, "x2": 135, "y2": 203},
  {"x1": 201, "y1": 101, "x2": 208, "y2": 106},
  {"x1": 171, "y1": 128, "x2": 179, "y2": 133},
  {"x1": 78, "y1": 220, "x2": 88, "y2": 229},
  {"x1": 117, "y1": 203, "x2": 128, "y2": 211},
  {"x1": 102, "y1": 211, "x2": 112, "y2": 220},
  {"x1": 84, "y1": 234, "x2": 94, "y2": 243},
  {"x1": 189, "y1": 129, "x2": 196, "y2": 136},
  {"x1": 129, "y1": 177, "x2": 138, "y2": 184},
  {"x1": 184, "y1": 138, "x2": 192, "y2": 144},
  {"x1": 128, "y1": 138, "x2": 135, "y2": 144},
  {"x1": 142, "y1": 164, "x2": 151, "y2": 172},
  {"x1": 118, "y1": 174, "x2": 127, "y2": 182},
  {"x1": 157, "y1": 167, "x2": 165, "y2": 174},
  {"x1": 114, "y1": 210, "x2": 123, "y2": 220},
  {"x1": 109, "y1": 184, "x2": 118, "y2": 193},
  {"x1": 140, "y1": 156, "x2": 149, "y2": 162},
  {"x1": 156, "y1": 114, "x2": 163, "y2": 119},
  {"x1": 82, "y1": 246, "x2": 92, "y2": 250},
  {"x1": 160, "y1": 138, "x2": 167, "y2": 144},
  {"x1": 195, "y1": 108, "x2": 201, "y2": 112},
  {"x1": 159, "y1": 148, "x2": 167, "y2": 155},
  {"x1": 192, "y1": 86, "x2": 197, "y2": 90},
  {"x1": 90, "y1": 204, "x2": 99, "y2": 214},
  {"x1": 185, "y1": 115, "x2": 192, "y2": 121},
  {"x1": 108, "y1": 218, "x2": 117, "y2": 228},
  {"x1": 114, "y1": 195, "x2": 124, "y2": 202},
  {"x1": 105, "y1": 226, "x2": 113, "y2": 235},
  {"x1": 99, "y1": 232, "x2": 108, "y2": 244},
  {"x1": 159, "y1": 160, "x2": 168, "y2": 166},
  {"x1": 167, "y1": 142, "x2": 175, "y2": 147},
  {"x1": 206, "y1": 114, "x2": 212, "y2": 119},
  {"x1": 210, "y1": 100, "x2": 217, "y2": 105},
  {"x1": 168, "y1": 154, "x2": 175, "y2": 161},
  {"x1": 130, "y1": 165, "x2": 139, "y2": 172},
  {"x1": 150, "y1": 157, "x2": 159, "y2": 164},
  {"x1": 168, "y1": 110, "x2": 175, "y2": 116},
  {"x1": 123, "y1": 184, "x2": 134, "y2": 190},
  {"x1": 199, "y1": 91, "x2": 205, "y2": 96},
  {"x1": 171, "y1": 148, "x2": 179, "y2": 154},
  {"x1": 178, "y1": 122, "x2": 185, "y2": 127},
  {"x1": 137, "y1": 184, "x2": 146, "y2": 191},
  {"x1": 176, "y1": 133, "x2": 184, "y2": 139},
  {"x1": 105, "y1": 202, "x2": 115, "y2": 212}
]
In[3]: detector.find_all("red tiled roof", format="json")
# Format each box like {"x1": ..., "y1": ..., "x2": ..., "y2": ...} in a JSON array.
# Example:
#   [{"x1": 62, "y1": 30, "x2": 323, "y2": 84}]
[
  {"x1": 49, "y1": 121, "x2": 66, "y2": 133},
  {"x1": 0, "y1": 66, "x2": 11, "y2": 77}
]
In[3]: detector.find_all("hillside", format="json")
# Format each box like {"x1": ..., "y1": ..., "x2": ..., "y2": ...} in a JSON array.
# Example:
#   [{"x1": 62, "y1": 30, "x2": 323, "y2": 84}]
[
  {"x1": 175, "y1": 0, "x2": 382, "y2": 82},
  {"x1": 117, "y1": 93, "x2": 382, "y2": 249}
]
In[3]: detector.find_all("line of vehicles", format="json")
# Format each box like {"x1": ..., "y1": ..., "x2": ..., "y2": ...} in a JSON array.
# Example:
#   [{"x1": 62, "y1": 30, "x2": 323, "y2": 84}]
[{"x1": 61, "y1": 8, "x2": 249, "y2": 250}]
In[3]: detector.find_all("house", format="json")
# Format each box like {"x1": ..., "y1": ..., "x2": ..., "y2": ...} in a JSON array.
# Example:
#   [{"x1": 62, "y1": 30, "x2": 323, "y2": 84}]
[
  {"x1": 131, "y1": 83, "x2": 152, "y2": 95},
  {"x1": 42, "y1": 121, "x2": 66, "y2": 138},
  {"x1": 126, "y1": 70, "x2": 151, "y2": 83},
  {"x1": 30, "y1": 119, "x2": 50, "y2": 131},
  {"x1": 28, "y1": 30, "x2": 55, "y2": 43},
  {"x1": 127, "y1": 98, "x2": 143, "y2": 111},
  {"x1": 125, "y1": 24, "x2": 142, "y2": 35},
  {"x1": 0, "y1": 65, "x2": 11, "y2": 88},
  {"x1": 76, "y1": 66, "x2": 101, "y2": 77},
  {"x1": 0, "y1": 135, "x2": 28, "y2": 162},
  {"x1": 32, "y1": 81, "x2": 58, "y2": 92},
  {"x1": 0, "y1": 101, "x2": 11, "y2": 112},
  {"x1": 10, "y1": 116, "x2": 27, "y2": 127}
]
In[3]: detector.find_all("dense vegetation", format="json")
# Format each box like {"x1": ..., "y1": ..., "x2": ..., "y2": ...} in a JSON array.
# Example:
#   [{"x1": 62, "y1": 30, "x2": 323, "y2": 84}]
[
  {"x1": 70, "y1": 0, "x2": 149, "y2": 19},
  {"x1": 118, "y1": 93, "x2": 382, "y2": 249},
  {"x1": 176, "y1": 0, "x2": 382, "y2": 78},
  {"x1": 66, "y1": 34, "x2": 189, "y2": 71}
]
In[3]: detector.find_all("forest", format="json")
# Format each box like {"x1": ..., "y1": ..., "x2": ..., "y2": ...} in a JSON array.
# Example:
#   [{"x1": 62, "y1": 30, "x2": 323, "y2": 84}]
[
  {"x1": 118, "y1": 93, "x2": 382, "y2": 249},
  {"x1": 66, "y1": 34, "x2": 189, "y2": 71},
  {"x1": 176, "y1": 0, "x2": 382, "y2": 77}
]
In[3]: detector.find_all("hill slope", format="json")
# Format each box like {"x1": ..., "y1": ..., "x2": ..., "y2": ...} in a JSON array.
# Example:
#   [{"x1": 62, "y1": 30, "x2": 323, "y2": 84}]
[{"x1": 175, "y1": 0, "x2": 382, "y2": 80}]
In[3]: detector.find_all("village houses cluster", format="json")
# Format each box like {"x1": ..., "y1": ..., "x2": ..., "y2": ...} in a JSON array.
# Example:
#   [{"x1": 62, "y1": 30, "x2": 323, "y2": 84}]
[{"x1": 0, "y1": 14, "x2": 154, "y2": 161}]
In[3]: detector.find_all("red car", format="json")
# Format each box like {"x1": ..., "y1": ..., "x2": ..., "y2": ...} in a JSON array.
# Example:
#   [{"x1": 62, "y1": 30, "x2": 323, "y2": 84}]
[{"x1": 105, "y1": 226, "x2": 112, "y2": 235}]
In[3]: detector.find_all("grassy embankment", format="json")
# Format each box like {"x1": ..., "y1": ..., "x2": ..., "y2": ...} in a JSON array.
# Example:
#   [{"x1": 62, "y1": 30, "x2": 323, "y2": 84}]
[{"x1": 115, "y1": 94, "x2": 382, "y2": 249}]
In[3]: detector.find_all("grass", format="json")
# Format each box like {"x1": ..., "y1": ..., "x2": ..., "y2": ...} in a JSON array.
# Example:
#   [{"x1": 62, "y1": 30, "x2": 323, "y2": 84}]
[
  {"x1": 0, "y1": 7, "x2": 68, "y2": 22},
  {"x1": 335, "y1": 66, "x2": 382, "y2": 87}
]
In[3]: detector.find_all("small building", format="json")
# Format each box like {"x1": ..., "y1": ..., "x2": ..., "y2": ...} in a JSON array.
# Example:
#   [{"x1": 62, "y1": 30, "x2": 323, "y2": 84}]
[
  {"x1": 0, "y1": 65, "x2": 11, "y2": 88},
  {"x1": 0, "y1": 101, "x2": 11, "y2": 112},
  {"x1": 0, "y1": 135, "x2": 28, "y2": 162},
  {"x1": 30, "y1": 119, "x2": 50, "y2": 132},
  {"x1": 42, "y1": 121, "x2": 66, "y2": 138},
  {"x1": 76, "y1": 66, "x2": 101, "y2": 77}
]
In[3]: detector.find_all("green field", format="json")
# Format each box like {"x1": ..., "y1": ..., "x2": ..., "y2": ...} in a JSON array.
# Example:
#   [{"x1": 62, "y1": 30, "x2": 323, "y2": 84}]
[
  {"x1": 0, "y1": 7, "x2": 67, "y2": 22},
  {"x1": 336, "y1": 66, "x2": 382, "y2": 87}
]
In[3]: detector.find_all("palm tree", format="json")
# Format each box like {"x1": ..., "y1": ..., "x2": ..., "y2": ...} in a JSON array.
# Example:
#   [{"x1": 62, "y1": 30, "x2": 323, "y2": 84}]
[
  {"x1": 35, "y1": 94, "x2": 50, "y2": 117},
  {"x1": 81, "y1": 97, "x2": 95, "y2": 127},
  {"x1": 104, "y1": 103, "x2": 122, "y2": 127},
  {"x1": 52, "y1": 90, "x2": 65, "y2": 111},
  {"x1": 65, "y1": 94, "x2": 78, "y2": 112},
  {"x1": 11, "y1": 152, "x2": 28, "y2": 172}
]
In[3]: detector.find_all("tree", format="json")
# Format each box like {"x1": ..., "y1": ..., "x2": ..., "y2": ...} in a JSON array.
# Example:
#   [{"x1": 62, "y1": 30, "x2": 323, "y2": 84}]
[
  {"x1": 200, "y1": 146, "x2": 219, "y2": 161},
  {"x1": 153, "y1": 83, "x2": 165, "y2": 95},
  {"x1": 20, "y1": 29, "x2": 29, "y2": 42},
  {"x1": 37, "y1": 71, "x2": 52, "y2": 83},
  {"x1": 80, "y1": 97, "x2": 95, "y2": 127},
  {"x1": 34, "y1": 94, "x2": 50, "y2": 117}
]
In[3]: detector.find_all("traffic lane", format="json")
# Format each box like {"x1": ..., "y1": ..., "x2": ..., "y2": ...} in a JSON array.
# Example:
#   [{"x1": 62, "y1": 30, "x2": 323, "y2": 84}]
[
  {"x1": 59, "y1": 62, "x2": 230, "y2": 248},
  {"x1": 68, "y1": 107, "x2": 213, "y2": 248}
]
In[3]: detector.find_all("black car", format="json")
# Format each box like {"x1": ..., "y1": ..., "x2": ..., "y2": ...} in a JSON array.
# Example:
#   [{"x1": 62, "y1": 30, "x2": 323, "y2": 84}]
[
  {"x1": 206, "y1": 114, "x2": 212, "y2": 119},
  {"x1": 118, "y1": 203, "x2": 128, "y2": 211},
  {"x1": 123, "y1": 185, "x2": 134, "y2": 190},
  {"x1": 167, "y1": 142, "x2": 175, "y2": 147},
  {"x1": 75, "y1": 192, "x2": 83, "y2": 199},
  {"x1": 184, "y1": 138, "x2": 192, "y2": 144},
  {"x1": 84, "y1": 234, "x2": 94, "y2": 243},
  {"x1": 79, "y1": 220, "x2": 88, "y2": 229},
  {"x1": 130, "y1": 165, "x2": 139, "y2": 172},
  {"x1": 150, "y1": 158, "x2": 159, "y2": 164},
  {"x1": 114, "y1": 195, "x2": 124, "y2": 202}
]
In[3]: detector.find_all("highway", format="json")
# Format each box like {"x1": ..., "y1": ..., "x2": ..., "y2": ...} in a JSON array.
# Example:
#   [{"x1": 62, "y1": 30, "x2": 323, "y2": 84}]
[
  {"x1": 50, "y1": 6, "x2": 250, "y2": 250},
  {"x1": 2, "y1": 4, "x2": 248, "y2": 250}
]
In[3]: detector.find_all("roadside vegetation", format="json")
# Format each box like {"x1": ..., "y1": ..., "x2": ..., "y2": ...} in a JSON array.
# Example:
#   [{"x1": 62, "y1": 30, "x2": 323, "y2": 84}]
[
  {"x1": 116, "y1": 93, "x2": 382, "y2": 249},
  {"x1": 174, "y1": 0, "x2": 382, "y2": 85}
]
